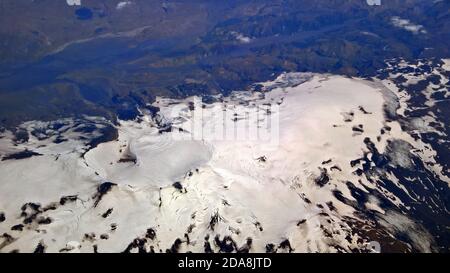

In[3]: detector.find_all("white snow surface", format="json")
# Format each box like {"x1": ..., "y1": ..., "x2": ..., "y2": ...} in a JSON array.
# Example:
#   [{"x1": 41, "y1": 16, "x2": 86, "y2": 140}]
[{"x1": 0, "y1": 73, "x2": 440, "y2": 253}]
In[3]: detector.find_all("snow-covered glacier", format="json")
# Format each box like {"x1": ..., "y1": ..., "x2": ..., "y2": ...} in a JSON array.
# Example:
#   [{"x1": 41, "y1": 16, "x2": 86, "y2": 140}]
[{"x1": 0, "y1": 64, "x2": 449, "y2": 253}]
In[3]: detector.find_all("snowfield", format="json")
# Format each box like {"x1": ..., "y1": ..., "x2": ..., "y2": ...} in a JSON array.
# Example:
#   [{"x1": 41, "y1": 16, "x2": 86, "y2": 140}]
[{"x1": 0, "y1": 71, "x2": 448, "y2": 253}]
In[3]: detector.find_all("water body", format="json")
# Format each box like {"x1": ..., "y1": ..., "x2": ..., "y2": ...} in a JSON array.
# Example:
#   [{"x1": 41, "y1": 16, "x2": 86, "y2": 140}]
[{"x1": 75, "y1": 7, "x2": 93, "y2": 20}]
